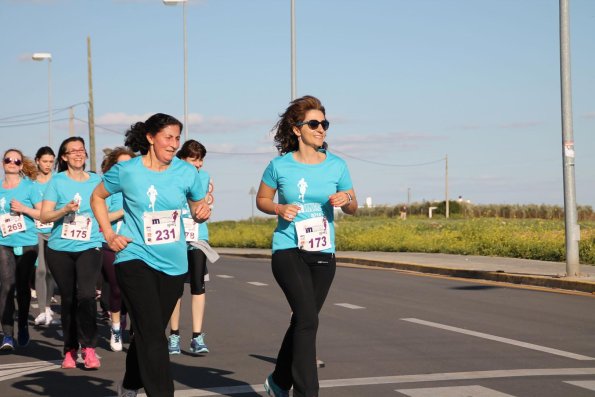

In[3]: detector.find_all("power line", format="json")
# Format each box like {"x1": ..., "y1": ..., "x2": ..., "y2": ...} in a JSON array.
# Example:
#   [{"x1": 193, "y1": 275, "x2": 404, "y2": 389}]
[
  {"x1": 0, "y1": 117, "x2": 69, "y2": 128},
  {"x1": 331, "y1": 148, "x2": 445, "y2": 167},
  {"x1": 0, "y1": 102, "x2": 88, "y2": 124}
]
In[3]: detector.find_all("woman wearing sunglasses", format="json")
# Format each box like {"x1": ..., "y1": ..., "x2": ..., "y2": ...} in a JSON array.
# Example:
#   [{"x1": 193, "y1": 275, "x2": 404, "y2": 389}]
[
  {"x1": 256, "y1": 95, "x2": 358, "y2": 397},
  {"x1": 0, "y1": 149, "x2": 42, "y2": 351},
  {"x1": 40, "y1": 137, "x2": 103, "y2": 369},
  {"x1": 32, "y1": 146, "x2": 58, "y2": 327},
  {"x1": 90, "y1": 113, "x2": 211, "y2": 397}
]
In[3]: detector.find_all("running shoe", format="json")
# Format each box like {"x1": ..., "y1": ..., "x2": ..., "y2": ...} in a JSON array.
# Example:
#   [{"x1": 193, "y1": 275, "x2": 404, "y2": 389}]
[
  {"x1": 189, "y1": 334, "x2": 209, "y2": 354},
  {"x1": 17, "y1": 326, "x2": 30, "y2": 347},
  {"x1": 264, "y1": 374, "x2": 289, "y2": 397},
  {"x1": 168, "y1": 334, "x2": 181, "y2": 355},
  {"x1": 34, "y1": 312, "x2": 46, "y2": 325},
  {"x1": 61, "y1": 349, "x2": 77, "y2": 369},
  {"x1": 82, "y1": 347, "x2": 101, "y2": 369},
  {"x1": 110, "y1": 328, "x2": 123, "y2": 352},
  {"x1": 0, "y1": 336, "x2": 15, "y2": 351},
  {"x1": 117, "y1": 382, "x2": 138, "y2": 397}
]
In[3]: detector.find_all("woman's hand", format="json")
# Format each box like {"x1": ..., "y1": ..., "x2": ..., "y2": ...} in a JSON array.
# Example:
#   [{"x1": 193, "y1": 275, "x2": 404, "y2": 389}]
[
  {"x1": 329, "y1": 192, "x2": 351, "y2": 208},
  {"x1": 277, "y1": 204, "x2": 301, "y2": 222},
  {"x1": 106, "y1": 233, "x2": 132, "y2": 252},
  {"x1": 194, "y1": 200, "x2": 212, "y2": 223},
  {"x1": 10, "y1": 199, "x2": 26, "y2": 214}
]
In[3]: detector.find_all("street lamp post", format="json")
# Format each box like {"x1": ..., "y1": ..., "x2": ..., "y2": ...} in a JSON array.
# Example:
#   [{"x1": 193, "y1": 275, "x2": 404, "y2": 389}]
[
  {"x1": 32, "y1": 52, "x2": 52, "y2": 146},
  {"x1": 163, "y1": 0, "x2": 189, "y2": 140}
]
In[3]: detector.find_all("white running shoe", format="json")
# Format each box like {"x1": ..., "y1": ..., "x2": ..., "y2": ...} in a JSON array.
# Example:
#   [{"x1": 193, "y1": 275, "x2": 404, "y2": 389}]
[
  {"x1": 117, "y1": 382, "x2": 138, "y2": 397},
  {"x1": 34, "y1": 313, "x2": 46, "y2": 325},
  {"x1": 110, "y1": 328, "x2": 123, "y2": 352}
]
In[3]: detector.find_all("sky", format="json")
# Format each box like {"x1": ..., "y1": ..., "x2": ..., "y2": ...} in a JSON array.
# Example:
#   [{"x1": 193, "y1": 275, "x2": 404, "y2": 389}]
[{"x1": 1, "y1": 0, "x2": 594, "y2": 221}]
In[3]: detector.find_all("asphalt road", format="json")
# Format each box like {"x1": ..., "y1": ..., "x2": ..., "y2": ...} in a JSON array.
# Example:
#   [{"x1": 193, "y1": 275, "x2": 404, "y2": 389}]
[{"x1": 2, "y1": 255, "x2": 595, "y2": 396}]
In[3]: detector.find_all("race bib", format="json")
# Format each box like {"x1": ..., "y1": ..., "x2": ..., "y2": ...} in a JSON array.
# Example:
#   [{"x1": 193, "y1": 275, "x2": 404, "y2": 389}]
[
  {"x1": 0, "y1": 213, "x2": 27, "y2": 237},
  {"x1": 61, "y1": 214, "x2": 92, "y2": 241},
  {"x1": 143, "y1": 209, "x2": 181, "y2": 245},
  {"x1": 183, "y1": 217, "x2": 199, "y2": 242},
  {"x1": 35, "y1": 220, "x2": 54, "y2": 229},
  {"x1": 295, "y1": 216, "x2": 331, "y2": 252}
]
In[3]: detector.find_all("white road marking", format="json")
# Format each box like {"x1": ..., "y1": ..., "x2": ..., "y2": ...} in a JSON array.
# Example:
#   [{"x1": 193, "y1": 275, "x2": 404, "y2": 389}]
[
  {"x1": 396, "y1": 385, "x2": 516, "y2": 397},
  {"x1": 402, "y1": 318, "x2": 595, "y2": 361},
  {"x1": 334, "y1": 303, "x2": 365, "y2": 309},
  {"x1": 215, "y1": 275, "x2": 234, "y2": 279},
  {"x1": 565, "y1": 380, "x2": 595, "y2": 391},
  {"x1": 0, "y1": 360, "x2": 61, "y2": 382},
  {"x1": 31, "y1": 303, "x2": 39, "y2": 309},
  {"x1": 247, "y1": 282, "x2": 267, "y2": 286},
  {"x1": 126, "y1": 368, "x2": 595, "y2": 396}
]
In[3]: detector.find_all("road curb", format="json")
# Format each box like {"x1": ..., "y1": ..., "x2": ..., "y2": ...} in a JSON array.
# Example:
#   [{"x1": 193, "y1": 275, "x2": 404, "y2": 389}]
[{"x1": 220, "y1": 252, "x2": 595, "y2": 294}]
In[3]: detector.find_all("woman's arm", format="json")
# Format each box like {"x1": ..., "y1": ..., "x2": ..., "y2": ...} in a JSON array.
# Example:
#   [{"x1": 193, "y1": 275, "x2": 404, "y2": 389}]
[
  {"x1": 10, "y1": 199, "x2": 41, "y2": 220},
  {"x1": 40, "y1": 199, "x2": 78, "y2": 224},
  {"x1": 188, "y1": 199, "x2": 211, "y2": 223},
  {"x1": 91, "y1": 182, "x2": 131, "y2": 251},
  {"x1": 329, "y1": 189, "x2": 358, "y2": 215},
  {"x1": 256, "y1": 181, "x2": 300, "y2": 221}
]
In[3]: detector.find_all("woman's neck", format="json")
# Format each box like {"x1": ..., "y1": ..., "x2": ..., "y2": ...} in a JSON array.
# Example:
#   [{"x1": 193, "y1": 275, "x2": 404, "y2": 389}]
[
  {"x1": 37, "y1": 172, "x2": 52, "y2": 184},
  {"x1": 143, "y1": 152, "x2": 170, "y2": 172},
  {"x1": 2, "y1": 174, "x2": 21, "y2": 188},
  {"x1": 294, "y1": 145, "x2": 325, "y2": 164},
  {"x1": 66, "y1": 168, "x2": 88, "y2": 181}
]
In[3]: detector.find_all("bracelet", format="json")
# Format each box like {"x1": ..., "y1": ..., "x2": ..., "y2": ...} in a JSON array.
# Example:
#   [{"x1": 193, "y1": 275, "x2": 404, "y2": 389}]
[{"x1": 345, "y1": 192, "x2": 353, "y2": 203}]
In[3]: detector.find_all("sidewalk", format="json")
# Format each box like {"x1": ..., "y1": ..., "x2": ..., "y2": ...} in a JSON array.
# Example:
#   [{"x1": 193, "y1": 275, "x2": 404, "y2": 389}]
[{"x1": 216, "y1": 247, "x2": 595, "y2": 294}]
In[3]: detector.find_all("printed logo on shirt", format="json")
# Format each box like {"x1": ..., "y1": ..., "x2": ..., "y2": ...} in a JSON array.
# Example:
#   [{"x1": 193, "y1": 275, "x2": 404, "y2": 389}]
[
  {"x1": 0, "y1": 197, "x2": 6, "y2": 213},
  {"x1": 147, "y1": 185, "x2": 158, "y2": 211},
  {"x1": 297, "y1": 178, "x2": 308, "y2": 202}
]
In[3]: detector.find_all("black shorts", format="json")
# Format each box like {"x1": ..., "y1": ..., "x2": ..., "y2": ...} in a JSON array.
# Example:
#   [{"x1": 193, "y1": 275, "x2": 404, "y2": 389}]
[{"x1": 188, "y1": 249, "x2": 208, "y2": 295}]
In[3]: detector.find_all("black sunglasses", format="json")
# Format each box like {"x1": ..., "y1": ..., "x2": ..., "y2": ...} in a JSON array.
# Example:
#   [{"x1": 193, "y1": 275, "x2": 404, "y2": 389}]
[
  {"x1": 4, "y1": 158, "x2": 22, "y2": 166},
  {"x1": 296, "y1": 119, "x2": 330, "y2": 131}
]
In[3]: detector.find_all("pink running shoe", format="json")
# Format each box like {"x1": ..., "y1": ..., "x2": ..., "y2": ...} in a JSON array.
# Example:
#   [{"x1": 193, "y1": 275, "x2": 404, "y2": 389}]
[
  {"x1": 61, "y1": 349, "x2": 77, "y2": 369},
  {"x1": 82, "y1": 347, "x2": 101, "y2": 369}
]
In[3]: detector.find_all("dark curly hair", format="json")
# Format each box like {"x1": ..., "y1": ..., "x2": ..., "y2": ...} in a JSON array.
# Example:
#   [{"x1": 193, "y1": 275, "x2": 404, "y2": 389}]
[
  {"x1": 55, "y1": 137, "x2": 87, "y2": 172},
  {"x1": 273, "y1": 95, "x2": 326, "y2": 155},
  {"x1": 124, "y1": 113, "x2": 183, "y2": 155}
]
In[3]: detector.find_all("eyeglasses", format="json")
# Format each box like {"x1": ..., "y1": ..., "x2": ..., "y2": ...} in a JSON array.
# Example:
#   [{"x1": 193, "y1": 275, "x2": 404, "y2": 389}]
[
  {"x1": 3, "y1": 158, "x2": 22, "y2": 166},
  {"x1": 65, "y1": 149, "x2": 86, "y2": 155},
  {"x1": 295, "y1": 119, "x2": 330, "y2": 131}
]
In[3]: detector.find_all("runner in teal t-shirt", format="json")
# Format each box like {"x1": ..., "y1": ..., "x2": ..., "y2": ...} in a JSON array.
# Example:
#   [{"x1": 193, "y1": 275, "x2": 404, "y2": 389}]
[
  {"x1": 90, "y1": 113, "x2": 212, "y2": 397},
  {"x1": 0, "y1": 148, "x2": 42, "y2": 352},
  {"x1": 167, "y1": 139, "x2": 219, "y2": 356},
  {"x1": 32, "y1": 146, "x2": 57, "y2": 327},
  {"x1": 256, "y1": 96, "x2": 358, "y2": 397},
  {"x1": 40, "y1": 137, "x2": 103, "y2": 370}
]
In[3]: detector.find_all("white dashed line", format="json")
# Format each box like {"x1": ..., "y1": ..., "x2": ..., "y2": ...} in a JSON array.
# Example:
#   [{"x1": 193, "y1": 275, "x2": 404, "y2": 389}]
[
  {"x1": 216, "y1": 275, "x2": 234, "y2": 279},
  {"x1": 395, "y1": 385, "x2": 516, "y2": 396},
  {"x1": 247, "y1": 282, "x2": 268, "y2": 286},
  {"x1": 565, "y1": 380, "x2": 595, "y2": 391},
  {"x1": 334, "y1": 303, "x2": 365, "y2": 309},
  {"x1": 402, "y1": 318, "x2": 595, "y2": 361}
]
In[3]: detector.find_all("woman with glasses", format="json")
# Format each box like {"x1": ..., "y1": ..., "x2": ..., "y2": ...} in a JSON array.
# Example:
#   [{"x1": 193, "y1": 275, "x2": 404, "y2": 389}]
[
  {"x1": 90, "y1": 113, "x2": 211, "y2": 397},
  {"x1": 32, "y1": 146, "x2": 58, "y2": 327},
  {"x1": 0, "y1": 149, "x2": 42, "y2": 351},
  {"x1": 256, "y1": 95, "x2": 358, "y2": 397},
  {"x1": 40, "y1": 137, "x2": 103, "y2": 369}
]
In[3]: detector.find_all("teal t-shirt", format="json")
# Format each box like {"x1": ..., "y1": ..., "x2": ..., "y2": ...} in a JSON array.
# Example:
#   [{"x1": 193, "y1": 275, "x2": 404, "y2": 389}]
[
  {"x1": 0, "y1": 178, "x2": 42, "y2": 247},
  {"x1": 32, "y1": 177, "x2": 53, "y2": 233},
  {"x1": 183, "y1": 170, "x2": 210, "y2": 248},
  {"x1": 261, "y1": 150, "x2": 353, "y2": 253},
  {"x1": 100, "y1": 192, "x2": 124, "y2": 243},
  {"x1": 103, "y1": 156, "x2": 205, "y2": 275},
  {"x1": 44, "y1": 172, "x2": 103, "y2": 252}
]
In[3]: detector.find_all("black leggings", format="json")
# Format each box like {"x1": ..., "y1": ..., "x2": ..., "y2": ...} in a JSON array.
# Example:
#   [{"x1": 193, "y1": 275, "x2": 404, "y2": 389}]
[
  {"x1": 101, "y1": 245, "x2": 125, "y2": 313},
  {"x1": 188, "y1": 249, "x2": 208, "y2": 295},
  {"x1": 46, "y1": 247, "x2": 102, "y2": 353},
  {"x1": 271, "y1": 249, "x2": 336, "y2": 397},
  {"x1": 0, "y1": 245, "x2": 38, "y2": 336}
]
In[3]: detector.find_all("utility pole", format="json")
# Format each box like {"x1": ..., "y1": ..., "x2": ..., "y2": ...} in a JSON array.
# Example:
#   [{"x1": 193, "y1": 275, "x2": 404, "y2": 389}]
[
  {"x1": 249, "y1": 186, "x2": 256, "y2": 221},
  {"x1": 290, "y1": 0, "x2": 296, "y2": 100},
  {"x1": 87, "y1": 36, "x2": 96, "y2": 172},
  {"x1": 559, "y1": 0, "x2": 580, "y2": 276},
  {"x1": 69, "y1": 106, "x2": 75, "y2": 137},
  {"x1": 445, "y1": 154, "x2": 449, "y2": 219}
]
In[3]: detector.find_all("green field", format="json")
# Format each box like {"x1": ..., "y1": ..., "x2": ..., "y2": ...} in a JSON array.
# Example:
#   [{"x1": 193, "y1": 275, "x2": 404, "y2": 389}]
[{"x1": 209, "y1": 216, "x2": 595, "y2": 264}]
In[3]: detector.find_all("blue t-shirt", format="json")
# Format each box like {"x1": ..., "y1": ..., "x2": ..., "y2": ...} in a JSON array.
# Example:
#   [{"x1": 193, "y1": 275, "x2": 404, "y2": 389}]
[
  {"x1": 32, "y1": 178, "x2": 53, "y2": 233},
  {"x1": 0, "y1": 178, "x2": 42, "y2": 247},
  {"x1": 103, "y1": 156, "x2": 205, "y2": 275},
  {"x1": 183, "y1": 170, "x2": 210, "y2": 247},
  {"x1": 261, "y1": 150, "x2": 353, "y2": 253},
  {"x1": 100, "y1": 192, "x2": 124, "y2": 243},
  {"x1": 43, "y1": 171, "x2": 103, "y2": 252}
]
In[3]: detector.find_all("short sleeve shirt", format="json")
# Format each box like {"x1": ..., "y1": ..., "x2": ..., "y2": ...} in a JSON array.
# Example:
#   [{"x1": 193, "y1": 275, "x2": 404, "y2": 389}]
[
  {"x1": 261, "y1": 150, "x2": 353, "y2": 253},
  {"x1": 0, "y1": 178, "x2": 42, "y2": 247}
]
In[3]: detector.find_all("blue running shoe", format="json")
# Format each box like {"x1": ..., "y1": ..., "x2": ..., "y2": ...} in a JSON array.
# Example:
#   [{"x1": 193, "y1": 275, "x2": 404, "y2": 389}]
[
  {"x1": 17, "y1": 326, "x2": 30, "y2": 347},
  {"x1": 264, "y1": 374, "x2": 289, "y2": 397},
  {"x1": 189, "y1": 334, "x2": 209, "y2": 354},
  {"x1": 1, "y1": 336, "x2": 15, "y2": 351},
  {"x1": 168, "y1": 334, "x2": 181, "y2": 355}
]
